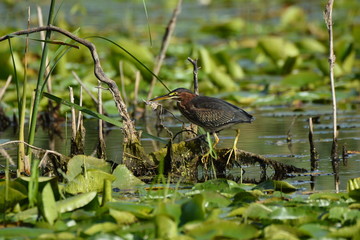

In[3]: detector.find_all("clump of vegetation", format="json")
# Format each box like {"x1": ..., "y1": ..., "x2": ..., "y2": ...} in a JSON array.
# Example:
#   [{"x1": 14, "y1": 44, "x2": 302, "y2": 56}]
[{"x1": 0, "y1": 0, "x2": 359, "y2": 238}]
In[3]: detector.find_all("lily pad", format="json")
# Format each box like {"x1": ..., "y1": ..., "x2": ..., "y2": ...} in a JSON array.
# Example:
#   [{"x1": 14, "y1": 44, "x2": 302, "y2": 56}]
[
  {"x1": 65, "y1": 169, "x2": 115, "y2": 194},
  {"x1": 253, "y1": 180, "x2": 297, "y2": 193},
  {"x1": 112, "y1": 164, "x2": 144, "y2": 190},
  {"x1": 66, "y1": 155, "x2": 112, "y2": 182}
]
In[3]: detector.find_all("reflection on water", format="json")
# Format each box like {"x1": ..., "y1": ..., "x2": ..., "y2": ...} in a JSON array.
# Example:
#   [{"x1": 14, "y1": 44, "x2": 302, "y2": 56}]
[{"x1": 1, "y1": 106, "x2": 359, "y2": 192}]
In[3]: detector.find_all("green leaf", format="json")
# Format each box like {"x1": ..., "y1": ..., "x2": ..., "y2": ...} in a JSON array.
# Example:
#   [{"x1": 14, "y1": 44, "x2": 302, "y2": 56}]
[
  {"x1": 281, "y1": 71, "x2": 322, "y2": 89},
  {"x1": 155, "y1": 202, "x2": 182, "y2": 224},
  {"x1": 328, "y1": 221, "x2": 360, "y2": 238},
  {"x1": 0, "y1": 183, "x2": 27, "y2": 210},
  {"x1": 242, "y1": 203, "x2": 273, "y2": 219},
  {"x1": 66, "y1": 155, "x2": 111, "y2": 182},
  {"x1": 15, "y1": 191, "x2": 98, "y2": 221},
  {"x1": 270, "y1": 206, "x2": 317, "y2": 220},
  {"x1": 208, "y1": 70, "x2": 239, "y2": 91},
  {"x1": 180, "y1": 194, "x2": 206, "y2": 225},
  {"x1": 0, "y1": 227, "x2": 53, "y2": 238},
  {"x1": 57, "y1": 191, "x2": 98, "y2": 213},
  {"x1": 348, "y1": 177, "x2": 360, "y2": 201},
  {"x1": 112, "y1": 164, "x2": 144, "y2": 190},
  {"x1": 106, "y1": 202, "x2": 154, "y2": 219},
  {"x1": 193, "y1": 179, "x2": 244, "y2": 194},
  {"x1": 258, "y1": 36, "x2": 299, "y2": 64},
  {"x1": 84, "y1": 222, "x2": 119, "y2": 235},
  {"x1": 298, "y1": 223, "x2": 329, "y2": 238},
  {"x1": 328, "y1": 206, "x2": 360, "y2": 223},
  {"x1": 264, "y1": 224, "x2": 306, "y2": 240},
  {"x1": 109, "y1": 208, "x2": 137, "y2": 225},
  {"x1": 18, "y1": 176, "x2": 61, "y2": 200},
  {"x1": 254, "y1": 180, "x2": 297, "y2": 193},
  {"x1": 65, "y1": 169, "x2": 116, "y2": 194},
  {"x1": 155, "y1": 215, "x2": 178, "y2": 239},
  {"x1": 39, "y1": 183, "x2": 58, "y2": 225},
  {"x1": 184, "y1": 220, "x2": 260, "y2": 240},
  {"x1": 299, "y1": 37, "x2": 326, "y2": 53},
  {"x1": 43, "y1": 92, "x2": 123, "y2": 128}
]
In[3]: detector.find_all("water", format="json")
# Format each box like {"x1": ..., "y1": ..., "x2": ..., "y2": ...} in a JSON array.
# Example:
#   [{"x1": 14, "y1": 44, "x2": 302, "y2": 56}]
[{"x1": 1, "y1": 106, "x2": 359, "y2": 192}]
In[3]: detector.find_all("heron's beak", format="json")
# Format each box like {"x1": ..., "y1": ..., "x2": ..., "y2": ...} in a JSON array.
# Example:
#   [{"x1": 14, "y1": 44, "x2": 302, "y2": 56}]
[{"x1": 150, "y1": 92, "x2": 176, "y2": 101}]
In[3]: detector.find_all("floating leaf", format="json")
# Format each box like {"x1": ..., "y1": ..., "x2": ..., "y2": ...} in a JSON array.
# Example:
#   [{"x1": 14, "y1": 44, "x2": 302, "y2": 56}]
[
  {"x1": 281, "y1": 71, "x2": 322, "y2": 89},
  {"x1": 106, "y1": 202, "x2": 154, "y2": 219},
  {"x1": 65, "y1": 169, "x2": 116, "y2": 194},
  {"x1": 298, "y1": 37, "x2": 326, "y2": 53},
  {"x1": 109, "y1": 208, "x2": 137, "y2": 225},
  {"x1": 193, "y1": 179, "x2": 244, "y2": 194},
  {"x1": 208, "y1": 70, "x2": 239, "y2": 91},
  {"x1": 180, "y1": 194, "x2": 206, "y2": 225},
  {"x1": 155, "y1": 215, "x2": 178, "y2": 239},
  {"x1": 258, "y1": 36, "x2": 299, "y2": 64},
  {"x1": 328, "y1": 221, "x2": 360, "y2": 238},
  {"x1": 201, "y1": 18, "x2": 245, "y2": 37},
  {"x1": 242, "y1": 203, "x2": 273, "y2": 219},
  {"x1": 254, "y1": 180, "x2": 297, "y2": 193},
  {"x1": 66, "y1": 155, "x2": 111, "y2": 182},
  {"x1": 298, "y1": 223, "x2": 329, "y2": 239},
  {"x1": 280, "y1": 6, "x2": 306, "y2": 30},
  {"x1": 270, "y1": 206, "x2": 316, "y2": 220},
  {"x1": 39, "y1": 183, "x2": 58, "y2": 225},
  {"x1": 264, "y1": 224, "x2": 306, "y2": 240},
  {"x1": 112, "y1": 164, "x2": 144, "y2": 190},
  {"x1": 198, "y1": 47, "x2": 217, "y2": 74},
  {"x1": 84, "y1": 222, "x2": 119, "y2": 235},
  {"x1": 0, "y1": 227, "x2": 53, "y2": 239},
  {"x1": 57, "y1": 191, "x2": 97, "y2": 213},
  {"x1": 184, "y1": 220, "x2": 260, "y2": 240}
]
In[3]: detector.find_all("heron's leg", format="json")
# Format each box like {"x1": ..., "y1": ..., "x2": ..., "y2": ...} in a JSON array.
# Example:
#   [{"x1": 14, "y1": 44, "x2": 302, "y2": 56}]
[
  {"x1": 213, "y1": 132, "x2": 220, "y2": 149},
  {"x1": 226, "y1": 129, "x2": 240, "y2": 166}
]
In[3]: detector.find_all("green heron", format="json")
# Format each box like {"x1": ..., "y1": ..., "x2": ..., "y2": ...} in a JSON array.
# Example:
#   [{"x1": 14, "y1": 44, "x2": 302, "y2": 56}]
[{"x1": 150, "y1": 88, "x2": 254, "y2": 154}]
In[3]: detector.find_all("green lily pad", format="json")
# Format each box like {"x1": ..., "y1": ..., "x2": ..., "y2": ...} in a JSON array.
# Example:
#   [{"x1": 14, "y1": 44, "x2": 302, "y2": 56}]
[
  {"x1": 106, "y1": 202, "x2": 154, "y2": 219},
  {"x1": 65, "y1": 169, "x2": 116, "y2": 194},
  {"x1": 258, "y1": 36, "x2": 299, "y2": 64},
  {"x1": 184, "y1": 220, "x2": 260, "y2": 240},
  {"x1": 66, "y1": 155, "x2": 111, "y2": 182},
  {"x1": 253, "y1": 180, "x2": 297, "y2": 193},
  {"x1": 112, "y1": 164, "x2": 144, "y2": 190}
]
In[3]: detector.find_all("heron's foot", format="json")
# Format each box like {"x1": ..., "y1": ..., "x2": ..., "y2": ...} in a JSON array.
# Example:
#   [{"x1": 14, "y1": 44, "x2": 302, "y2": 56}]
[{"x1": 225, "y1": 146, "x2": 238, "y2": 166}]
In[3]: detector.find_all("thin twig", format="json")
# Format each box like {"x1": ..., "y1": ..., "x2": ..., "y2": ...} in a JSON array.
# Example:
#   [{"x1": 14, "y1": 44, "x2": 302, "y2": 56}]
[
  {"x1": 324, "y1": 0, "x2": 338, "y2": 160},
  {"x1": 133, "y1": 71, "x2": 141, "y2": 117},
  {"x1": 187, "y1": 57, "x2": 200, "y2": 95},
  {"x1": 147, "y1": 0, "x2": 182, "y2": 99},
  {"x1": 119, "y1": 61, "x2": 128, "y2": 106},
  {"x1": 0, "y1": 140, "x2": 64, "y2": 157},
  {"x1": 37, "y1": 6, "x2": 52, "y2": 93},
  {"x1": 308, "y1": 117, "x2": 319, "y2": 171},
  {"x1": 72, "y1": 71, "x2": 98, "y2": 104},
  {"x1": 69, "y1": 87, "x2": 76, "y2": 140},
  {"x1": 0, "y1": 75, "x2": 12, "y2": 101}
]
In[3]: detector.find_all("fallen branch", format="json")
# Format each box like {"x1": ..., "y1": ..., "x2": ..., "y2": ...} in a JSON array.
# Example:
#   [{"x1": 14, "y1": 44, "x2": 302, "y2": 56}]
[{"x1": 0, "y1": 25, "x2": 154, "y2": 173}]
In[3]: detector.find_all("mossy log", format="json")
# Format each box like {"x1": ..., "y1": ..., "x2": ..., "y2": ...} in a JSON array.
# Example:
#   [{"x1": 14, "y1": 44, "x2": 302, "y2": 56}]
[{"x1": 149, "y1": 138, "x2": 308, "y2": 182}]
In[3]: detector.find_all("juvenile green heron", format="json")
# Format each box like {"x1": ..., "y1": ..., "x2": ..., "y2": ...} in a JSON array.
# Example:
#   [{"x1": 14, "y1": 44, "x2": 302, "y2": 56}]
[{"x1": 150, "y1": 88, "x2": 254, "y2": 154}]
